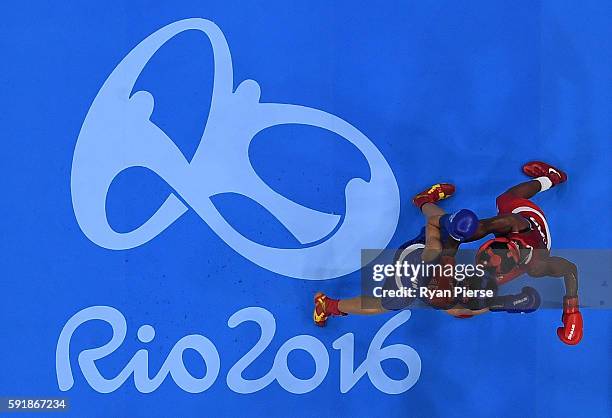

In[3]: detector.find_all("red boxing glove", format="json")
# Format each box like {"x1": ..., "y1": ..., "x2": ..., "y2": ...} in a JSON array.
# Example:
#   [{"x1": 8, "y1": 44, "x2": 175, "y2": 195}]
[{"x1": 557, "y1": 296, "x2": 583, "y2": 345}]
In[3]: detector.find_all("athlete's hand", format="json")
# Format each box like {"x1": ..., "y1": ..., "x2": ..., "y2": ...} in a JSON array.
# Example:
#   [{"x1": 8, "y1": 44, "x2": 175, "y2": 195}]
[{"x1": 557, "y1": 296, "x2": 583, "y2": 345}]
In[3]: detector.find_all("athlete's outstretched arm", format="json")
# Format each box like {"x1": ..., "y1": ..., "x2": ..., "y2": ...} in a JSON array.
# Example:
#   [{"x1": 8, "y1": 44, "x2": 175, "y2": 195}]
[
  {"x1": 530, "y1": 257, "x2": 578, "y2": 298},
  {"x1": 530, "y1": 257, "x2": 582, "y2": 345}
]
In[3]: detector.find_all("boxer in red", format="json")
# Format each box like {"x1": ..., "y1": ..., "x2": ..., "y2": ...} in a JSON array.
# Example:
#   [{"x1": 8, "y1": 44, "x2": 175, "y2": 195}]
[
  {"x1": 314, "y1": 161, "x2": 580, "y2": 346},
  {"x1": 466, "y1": 161, "x2": 582, "y2": 345}
]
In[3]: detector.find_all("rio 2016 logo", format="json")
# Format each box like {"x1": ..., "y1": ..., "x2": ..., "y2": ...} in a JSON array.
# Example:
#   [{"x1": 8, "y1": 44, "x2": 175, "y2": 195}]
[
  {"x1": 62, "y1": 18, "x2": 418, "y2": 395},
  {"x1": 70, "y1": 18, "x2": 400, "y2": 280},
  {"x1": 57, "y1": 307, "x2": 421, "y2": 395}
]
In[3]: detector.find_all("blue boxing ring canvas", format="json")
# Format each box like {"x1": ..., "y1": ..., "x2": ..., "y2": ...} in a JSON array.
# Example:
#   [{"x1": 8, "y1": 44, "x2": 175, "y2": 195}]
[{"x1": 0, "y1": 1, "x2": 610, "y2": 417}]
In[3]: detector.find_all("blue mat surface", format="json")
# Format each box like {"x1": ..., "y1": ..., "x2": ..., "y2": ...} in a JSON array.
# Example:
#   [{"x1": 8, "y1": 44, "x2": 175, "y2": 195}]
[{"x1": 1, "y1": 1, "x2": 610, "y2": 417}]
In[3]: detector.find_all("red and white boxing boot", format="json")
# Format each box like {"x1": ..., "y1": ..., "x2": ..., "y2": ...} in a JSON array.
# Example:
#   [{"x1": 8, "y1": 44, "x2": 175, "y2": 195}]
[
  {"x1": 412, "y1": 183, "x2": 456, "y2": 208},
  {"x1": 522, "y1": 161, "x2": 567, "y2": 187}
]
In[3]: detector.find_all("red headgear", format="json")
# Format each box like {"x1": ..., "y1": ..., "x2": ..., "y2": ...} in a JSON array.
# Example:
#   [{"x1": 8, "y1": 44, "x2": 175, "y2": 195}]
[{"x1": 476, "y1": 237, "x2": 523, "y2": 274}]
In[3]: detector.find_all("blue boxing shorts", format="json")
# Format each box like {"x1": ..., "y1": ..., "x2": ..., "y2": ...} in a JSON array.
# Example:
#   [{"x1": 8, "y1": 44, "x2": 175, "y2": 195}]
[
  {"x1": 380, "y1": 228, "x2": 427, "y2": 311},
  {"x1": 381, "y1": 224, "x2": 498, "y2": 311}
]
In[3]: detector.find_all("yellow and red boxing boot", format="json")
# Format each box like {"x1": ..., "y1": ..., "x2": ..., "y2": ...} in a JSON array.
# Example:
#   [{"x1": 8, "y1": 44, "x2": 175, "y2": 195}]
[
  {"x1": 313, "y1": 292, "x2": 346, "y2": 327},
  {"x1": 522, "y1": 161, "x2": 567, "y2": 186},
  {"x1": 412, "y1": 183, "x2": 456, "y2": 208}
]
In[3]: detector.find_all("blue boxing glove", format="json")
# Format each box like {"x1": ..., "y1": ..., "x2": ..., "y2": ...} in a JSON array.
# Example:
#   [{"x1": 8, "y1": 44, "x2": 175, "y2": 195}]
[
  {"x1": 489, "y1": 287, "x2": 541, "y2": 313},
  {"x1": 440, "y1": 209, "x2": 479, "y2": 242}
]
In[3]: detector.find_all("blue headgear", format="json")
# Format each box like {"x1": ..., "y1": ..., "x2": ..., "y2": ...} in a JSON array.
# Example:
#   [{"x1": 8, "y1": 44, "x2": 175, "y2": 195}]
[{"x1": 440, "y1": 209, "x2": 479, "y2": 242}]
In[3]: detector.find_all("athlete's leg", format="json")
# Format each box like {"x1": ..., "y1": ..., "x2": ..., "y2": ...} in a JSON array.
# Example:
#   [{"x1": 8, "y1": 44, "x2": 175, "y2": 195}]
[
  {"x1": 338, "y1": 296, "x2": 387, "y2": 315},
  {"x1": 502, "y1": 161, "x2": 568, "y2": 200},
  {"x1": 314, "y1": 292, "x2": 388, "y2": 326},
  {"x1": 314, "y1": 236, "x2": 426, "y2": 324},
  {"x1": 501, "y1": 180, "x2": 542, "y2": 200},
  {"x1": 446, "y1": 307, "x2": 489, "y2": 318},
  {"x1": 420, "y1": 202, "x2": 445, "y2": 218}
]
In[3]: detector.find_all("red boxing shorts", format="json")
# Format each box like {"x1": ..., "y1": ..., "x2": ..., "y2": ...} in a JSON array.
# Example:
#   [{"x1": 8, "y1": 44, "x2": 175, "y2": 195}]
[{"x1": 495, "y1": 192, "x2": 551, "y2": 250}]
